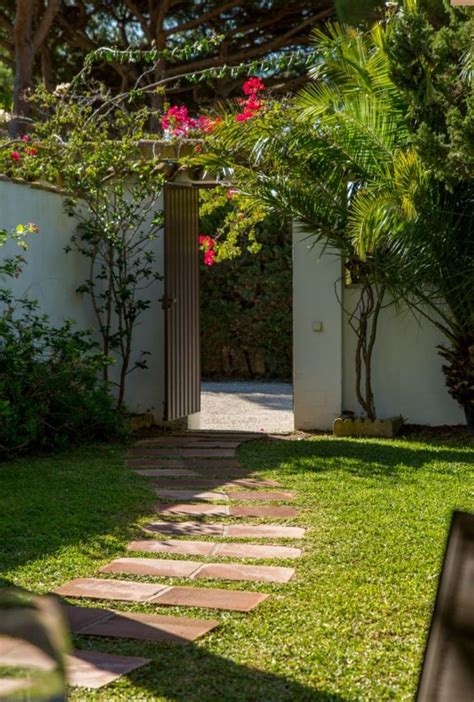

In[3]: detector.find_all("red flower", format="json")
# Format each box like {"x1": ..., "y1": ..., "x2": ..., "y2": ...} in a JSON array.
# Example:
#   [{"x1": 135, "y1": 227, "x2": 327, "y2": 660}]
[
  {"x1": 194, "y1": 144, "x2": 203, "y2": 153},
  {"x1": 161, "y1": 105, "x2": 196, "y2": 136},
  {"x1": 22, "y1": 135, "x2": 30, "y2": 142},
  {"x1": 10, "y1": 151, "x2": 21, "y2": 161},
  {"x1": 25, "y1": 147, "x2": 38, "y2": 156},
  {"x1": 243, "y1": 77, "x2": 265, "y2": 96},
  {"x1": 226, "y1": 189, "x2": 237, "y2": 199},
  {"x1": 199, "y1": 234, "x2": 214, "y2": 250},
  {"x1": 204, "y1": 249, "x2": 216, "y2": 266}
]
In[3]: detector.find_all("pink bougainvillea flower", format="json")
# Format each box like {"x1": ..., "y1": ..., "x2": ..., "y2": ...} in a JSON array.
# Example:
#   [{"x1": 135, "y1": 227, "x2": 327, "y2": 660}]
[
  {"x1": 162, "y1": 104, "x2": 196, "y2": 136},
  {"x1": 22, "y1": 135, "x2": 30, "y2": 142},
  {"x1": 236, "y1": 77, "x2": 266, "y2": 121},
  {"x1": 10, "y1": 151, "x2": 21, "y2": 161},
  {"x1": 243, "y1": 77, "x2": 265, "y2": 96},
  {"x1": 25, "y1": 147, "x2": 38, "y2": 156},
  {"x1": 197, "y1": 115, "x2": 223, "y2": 134},
  {"x1": 226, "y1": 189, "x2": 237, "y2": 199},
  {"x1": 194, "y1": 144, "x2": 203, "y2": 153},
  {"x1": 203, "y1": 248, "x2": 216, "y2": 266},
  {"x1": 198, "y1": 234, "x2": 214, "y2": 250}
]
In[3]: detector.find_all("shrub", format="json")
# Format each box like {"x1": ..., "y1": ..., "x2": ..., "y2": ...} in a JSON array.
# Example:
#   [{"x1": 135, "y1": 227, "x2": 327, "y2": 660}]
[{"x1": 0, "y1": 290, "x2": 127, "y2": 456}]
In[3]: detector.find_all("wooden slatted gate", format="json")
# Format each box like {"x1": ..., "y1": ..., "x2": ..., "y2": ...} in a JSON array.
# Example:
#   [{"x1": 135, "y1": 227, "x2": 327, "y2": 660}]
[{"x1": 163, "y1": 183, "x2": 201, "y2": 421}]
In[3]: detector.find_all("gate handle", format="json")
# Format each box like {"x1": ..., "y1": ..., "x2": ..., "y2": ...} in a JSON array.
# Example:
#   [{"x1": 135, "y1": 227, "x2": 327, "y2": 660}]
[{"x1": 160, "y1": 295, "x2": 176, "y2": 311}]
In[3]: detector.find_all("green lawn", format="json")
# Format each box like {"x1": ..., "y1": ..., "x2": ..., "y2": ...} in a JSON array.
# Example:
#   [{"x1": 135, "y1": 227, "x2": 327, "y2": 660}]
[{"x1": 0, "y1": 433, "x2": 473, "y2": 701}]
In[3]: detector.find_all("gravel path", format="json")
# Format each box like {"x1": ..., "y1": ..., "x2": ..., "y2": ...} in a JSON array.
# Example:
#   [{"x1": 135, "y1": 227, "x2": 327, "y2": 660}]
[{"x1": 199, "y1": 381, "x2": 294, "y2": 433}]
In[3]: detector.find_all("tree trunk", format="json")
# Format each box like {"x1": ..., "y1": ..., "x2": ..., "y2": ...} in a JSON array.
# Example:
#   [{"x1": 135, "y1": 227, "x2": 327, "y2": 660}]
[{"x1": 10, "y1": 0, "x2": 33, "y2": 137}]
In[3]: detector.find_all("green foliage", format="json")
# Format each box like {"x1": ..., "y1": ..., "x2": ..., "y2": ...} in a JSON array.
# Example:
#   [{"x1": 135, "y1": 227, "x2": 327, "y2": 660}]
[
  {"x1": 0, "y1": 86, "x2": 166, "y2": 408},
  {"x1": 387, "y1": 2, "x2": 473, "y2": 184},
  {"x1": 1, "y1": 434, "x2": 473, "y2": 700},
  {"x1": 197, "y1": 9, "x2": 474, "y2": 417},
  {"x1": 0, "y1": 229, "x2": 126, "y2": 456},
  {"x1": 200, "y1": 206, "x2": 292, "y2": 379},
  {"x1": 0, "y1": 291, "x2": 127, "y2": 456}
]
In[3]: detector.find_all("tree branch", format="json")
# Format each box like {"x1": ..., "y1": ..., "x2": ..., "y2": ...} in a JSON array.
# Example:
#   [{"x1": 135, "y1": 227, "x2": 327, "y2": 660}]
[{"x1": 33, "y1": 0, "x2": 61, "y2": 53}]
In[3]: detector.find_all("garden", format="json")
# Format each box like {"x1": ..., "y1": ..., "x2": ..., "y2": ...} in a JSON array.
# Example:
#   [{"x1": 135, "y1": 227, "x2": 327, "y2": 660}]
[{"x1": 0, "y1": 0, "x2": 473, "y2": 699}]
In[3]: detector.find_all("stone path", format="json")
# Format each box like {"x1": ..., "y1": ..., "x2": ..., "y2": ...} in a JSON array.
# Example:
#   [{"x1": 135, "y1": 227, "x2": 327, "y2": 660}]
[{"x1": 0, "y1": 430, "x2": 305, "y2": 693}]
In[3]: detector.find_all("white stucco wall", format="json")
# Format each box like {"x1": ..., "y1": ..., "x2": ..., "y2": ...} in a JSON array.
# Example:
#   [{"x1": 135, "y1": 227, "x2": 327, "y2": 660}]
[
  {"x1": 342, "y1": 287, "x2": 464, "y2": 425},
  {"x1": 0, "y1": 179, "x2": 166, "y2": 420},
  {"x1": 292, "y1": 226, "x2": 464, "y2": 429},
  {"x1": 293, "y1": 228, "x2": 343, "y2": 430}
]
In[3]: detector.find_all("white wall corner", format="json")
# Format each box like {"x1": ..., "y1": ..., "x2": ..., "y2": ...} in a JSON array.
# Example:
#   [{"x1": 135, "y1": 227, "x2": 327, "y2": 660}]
[{"x1": 292, "y1": 224, "x2": 343, "y2": 431}]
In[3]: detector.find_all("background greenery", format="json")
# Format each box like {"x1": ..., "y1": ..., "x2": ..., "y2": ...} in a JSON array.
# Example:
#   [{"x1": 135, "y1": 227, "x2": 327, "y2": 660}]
[{"x1": 200, "y1": 211, "x2": 292, "y2": 380}]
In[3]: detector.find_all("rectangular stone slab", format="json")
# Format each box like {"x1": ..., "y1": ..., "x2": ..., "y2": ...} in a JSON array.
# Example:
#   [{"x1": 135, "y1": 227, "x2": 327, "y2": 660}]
[
  {"x1": 127, "y1": 459, "x2": 242, "y2": 470},
  {"x1": 230, "y1": 506, "x2": 299, "y2": 518},
  {"x1": 100, "y1": 558, "x2": 294, "y2": 583},
  {"x1": 142, "y1": 521, "x2": 306, "y2": 539},
  {"x1": 154, "y1": 503, "x2": 230, "y2": 516},
  {"x1": 143, "y1": 521, "x2": 226, "y2": 537},
  {"x1": 194, "y1": 563, "x2": 295, "y2": 584},
  {"x1": 127, "y1": 539, "x2": 301, "y2": 560},
  {"x1": 127, "y1": 447, "x2": 236, "y2": 458},
  {"x1": 133, "y1": 439, "x2": 242, "y2": 449},
  {"x1": 0, "y1": 679, "x2": 31, "y2": 695},
  {"x1": 128, "y1": 539, "x2": 216, "y2": 556},
  {"x1": 53, "y1": 578, "x2": 168, "y2": 602},
  {"x1": 148, "y1": 478, "x2": 280, "y2": 489},
  {"x1": 51, "y1": 578, "x2": 267, "y2": 613},
  {"x1": 67, "y1": 649, "x2": 150, "y2": 689},
  {"x1": 64, "y1": 604, "x2": 218, "y2": 643},
  {"x1": 100, "y1": 557, "x2": 203, "y2": 578},
  {"x1": 134, "y1": 468, "x2": 200, "y2": 477},
  {"x1": 227, "y1": 491, "x2": 296, "y2": 502},
  {"x1": 154, "y1": 489, "x2": 230, "y2": 502},
  {"x1": 152, "y1": 586, "x2": 268, "y2": 612}
]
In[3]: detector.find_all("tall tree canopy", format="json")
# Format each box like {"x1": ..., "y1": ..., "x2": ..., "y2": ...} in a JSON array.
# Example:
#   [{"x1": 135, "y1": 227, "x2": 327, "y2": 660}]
[{"x1": 0, "y1": 0, "x2": 335, "y2": 128}]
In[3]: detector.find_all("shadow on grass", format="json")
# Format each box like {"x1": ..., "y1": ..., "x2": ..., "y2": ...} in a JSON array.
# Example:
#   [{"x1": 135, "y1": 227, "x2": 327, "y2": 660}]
[
  {"x1": 242, "y1": 435, "x2": 473, "y2": 481},
  {"x1": 74, "y1": 635, "x2": 353, "y2": 702},
  {"x1": 0, "y1": 443, "x2": 154, "y2": 575}
]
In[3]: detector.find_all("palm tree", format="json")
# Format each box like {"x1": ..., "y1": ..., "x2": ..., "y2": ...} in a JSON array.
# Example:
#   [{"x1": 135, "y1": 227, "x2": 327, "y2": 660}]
[{"x1": 199, "y1": 13, "x2": 473, "y2": 427}]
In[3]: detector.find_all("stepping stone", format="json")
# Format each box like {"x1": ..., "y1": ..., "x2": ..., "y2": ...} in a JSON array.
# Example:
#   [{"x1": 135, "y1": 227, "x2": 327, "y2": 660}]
[
  {"x1": 67, "y1": 649, "x2": 150, "y2": 689},
  {"x1": 134, "y1": 468, "x2": 200, "y2": 477},
  {"x1": 153, "y1": 586, "x2": 268, "y2": 612},
  {"x1": 143, "y1": 521, "x2": 227, "y2": 537},
  {"x1": 51, "y1": 578, "x2": 267, "y2": 613},
  {"x1": 129, "y1": 539, "x2": 215, "y2": 556},
  {"x1": 100, "y1": 558, "x2": 295, "y2": 583},
  {"x1": 133, "y1": 439, "x2": 242, "y2": 449},
  {"x1": 100, "y1": 558, "x2": 204, "y2": 578},
  {"x1": 227, "y1": 524, "x2": 306, "y2": 539},
  {"x1": 63, "y1": 604, "x2": 218, "y2": 643},
  {"x1": 155, "y1": 503, "x2": 229, "y2": 516},
  {"x1": 127, "y1": 539, "x2": 302, "y2": 559},
  {"x1": 226, "y1": 491, "x2": 295, "y2": 502},
  {"x1": 154, "y1": 503, "x2": 299, "y2": 518},
  {"x1": 148, "y1": 478, "x2": 280, "y2": 489},
  {"x1": 127, "y1": 447, "x2": 236, "y2": 459},
  {"x1": 0, "y1": 679, "x2": 31, "y2": 695},
  {"x1": 127, "y1": 459, "x2": 242, "y2": 471},
  {"x1": 0, "y1": 637, "x2": 56, "y2": 671},
  {"x1": 143, "y1": 522, "x2": 306, "y2": 539},
  {"x1": 194, "y1": 563, "x2": 295, "y2": 584},
  {"x1": 53, "y1": 578, "x2": 168, "y2": 602},
  {"x1": 143, "y1": 521, "x2": 306, "y2": 539},
  {"x1": 230, "y1": 505, "x2": 299, "y2": 518},
  {"x1": 154, "y1": 489, "x2": 230, "y2": 502},
  {"x1": 153, "y1": 489, "x2": 294, "y2": 502}
]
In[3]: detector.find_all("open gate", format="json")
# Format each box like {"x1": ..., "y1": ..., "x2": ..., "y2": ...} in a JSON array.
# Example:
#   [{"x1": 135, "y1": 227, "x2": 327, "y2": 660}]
[{"x1": 162, "y1": 184, "x2": 201, "y2": 421}]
